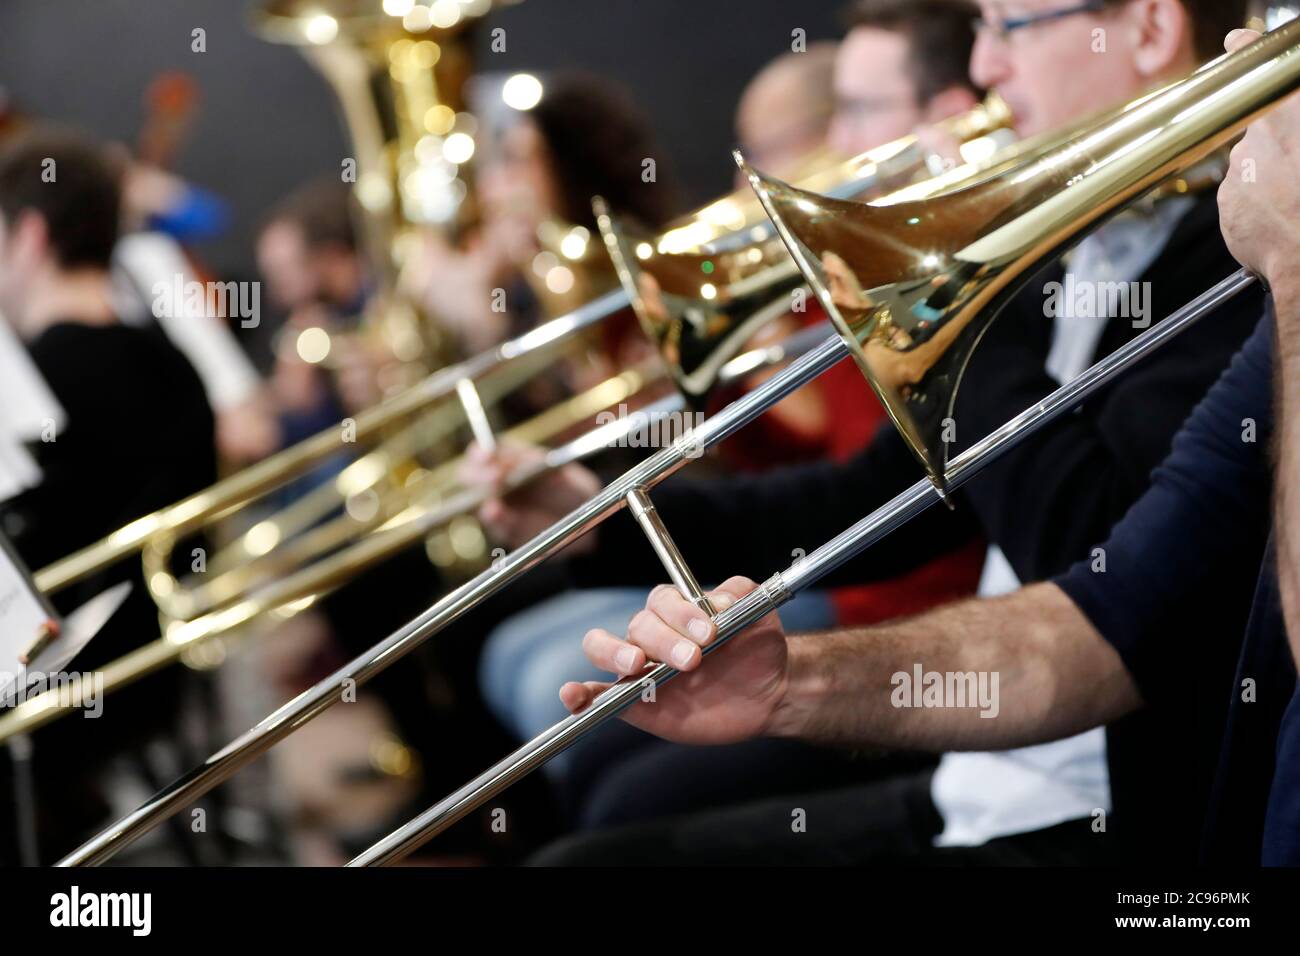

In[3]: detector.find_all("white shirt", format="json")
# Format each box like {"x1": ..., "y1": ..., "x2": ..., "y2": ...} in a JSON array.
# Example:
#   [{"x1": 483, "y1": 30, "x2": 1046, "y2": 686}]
[
  {"x1": 113, "y1": 233, "x2": 260, "y2": 412},
  {"x1": 0, "y1": 315, "x2": 61, "y2": 502},
  {"x1": 931, "y1": 196, "x2": 1195, "y2": 846}
]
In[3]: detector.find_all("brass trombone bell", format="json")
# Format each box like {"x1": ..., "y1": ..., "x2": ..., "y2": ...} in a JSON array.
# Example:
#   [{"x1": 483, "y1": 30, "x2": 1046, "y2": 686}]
[
  {"x1": 598, "y1": 197, "x2": 804, "y2": 406},
  {"x1": 653, "y1": 92, "x2": 1014, "y2": 256},
  {"x1": 739, "y1": 44, "x2": 1274, "y2": 492}
]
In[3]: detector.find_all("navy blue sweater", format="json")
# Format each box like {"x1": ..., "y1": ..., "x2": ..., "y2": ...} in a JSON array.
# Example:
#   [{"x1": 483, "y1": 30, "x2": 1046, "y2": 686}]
[{"x1": 1056, "y1": 312, "x2": 1299, "y2": 865}]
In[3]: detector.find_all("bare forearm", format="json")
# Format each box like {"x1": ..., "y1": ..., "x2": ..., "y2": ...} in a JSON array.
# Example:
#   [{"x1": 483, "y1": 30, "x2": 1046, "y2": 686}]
[
  {"x1": 768, "y1": 582, "x2": 1141, "y2": 752},
  {"x1": 1272, "y1": 276, "x2": 1300, "y2": 669}
]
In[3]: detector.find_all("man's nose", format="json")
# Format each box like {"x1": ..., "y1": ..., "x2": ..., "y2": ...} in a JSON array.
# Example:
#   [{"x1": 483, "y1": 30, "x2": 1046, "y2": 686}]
[{"x1": 969, "y1": 28, "x2": 1009, "y2": 92}]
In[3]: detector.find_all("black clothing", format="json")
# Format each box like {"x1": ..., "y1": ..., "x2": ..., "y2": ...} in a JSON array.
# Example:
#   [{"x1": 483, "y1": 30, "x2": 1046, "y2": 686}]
[
  {"x1": 569, "y1": 197, "x2": 1257, "y2": 595},
  {"x1": 0, "y1": 320, "x2": 216, "y2": 862},
  {"x1": 530, "y1": 769, "x2": 1116, "y2": 867},
  {"x1": 4, "y1": 322, "x2": 216, "y2": 677}
]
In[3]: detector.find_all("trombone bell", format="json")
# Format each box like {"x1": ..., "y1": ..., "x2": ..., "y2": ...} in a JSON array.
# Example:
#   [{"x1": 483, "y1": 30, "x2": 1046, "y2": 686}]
[
  {"x1": 739, "y1": 19, "x2": 1300, "y2": 494},
  {"x1": 596, "y1": 197, "x2": 802, "y2": 407},
  {"x1": 738, "y1": 155, "x2": 1002, "y2": 494}
]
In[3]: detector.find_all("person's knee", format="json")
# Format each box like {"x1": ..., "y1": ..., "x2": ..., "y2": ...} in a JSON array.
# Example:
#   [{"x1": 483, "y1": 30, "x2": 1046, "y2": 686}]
[
  {"x1": 527, "y1": 827, "x2": 655, "y2": 866},
  {"x1": 516, "y1": 644, "x2": 592, "y2": 738},
  {"x1": 479, "y1": 600, "x2": 571, "y2": 723},
  {"x1": 525, "y1": 832, "x2": 591, "y2": 866}
]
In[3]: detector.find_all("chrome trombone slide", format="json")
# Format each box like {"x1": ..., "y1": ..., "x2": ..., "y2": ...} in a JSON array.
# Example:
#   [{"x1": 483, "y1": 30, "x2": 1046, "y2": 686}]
[
  {"x1": 350, "y1": 267, "x2": 1258, "y2": 865},
  {"x1": 58, "y1": 330, "x2": 851, "y2": 866},
  {"x1": 0, "y1": 323, "x2": 830, "y2": 747}
]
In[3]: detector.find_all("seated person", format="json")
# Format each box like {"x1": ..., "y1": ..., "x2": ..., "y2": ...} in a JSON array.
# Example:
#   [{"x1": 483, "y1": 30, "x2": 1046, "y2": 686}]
[
  {"x1": 470, "y1": 5, "x2": 997, "y2": 824},
  {"x1": 0, "y1": 128, "x2": 217, "y2": 862}
]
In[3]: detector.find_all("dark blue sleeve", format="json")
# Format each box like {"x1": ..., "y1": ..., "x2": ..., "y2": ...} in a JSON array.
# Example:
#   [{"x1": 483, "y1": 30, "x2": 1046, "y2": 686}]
[
  {"x1": 1054, "y1": 312, "x2": 1276, "y2": 705},
  {"x1": 1264, "y1": 684, "x2": 1300, "y2": 865}
]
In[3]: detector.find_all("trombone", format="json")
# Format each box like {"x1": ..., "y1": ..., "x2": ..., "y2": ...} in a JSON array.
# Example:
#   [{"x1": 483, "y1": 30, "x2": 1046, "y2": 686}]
[
  {"x1": 0, "y1": 323, "x2": 828, "y2": 742},
  {"x1": 57, "y1": 16, "x2": 1300, "y2": 866},
  {"x1": 0, "y1": 96, "x2": 1015, "y2": 751}
]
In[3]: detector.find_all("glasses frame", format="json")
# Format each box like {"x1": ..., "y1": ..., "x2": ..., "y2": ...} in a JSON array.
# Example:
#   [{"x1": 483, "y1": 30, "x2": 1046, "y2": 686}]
[{"x1": 973, "y1": 0, "x2": 1108, "y2": 41}]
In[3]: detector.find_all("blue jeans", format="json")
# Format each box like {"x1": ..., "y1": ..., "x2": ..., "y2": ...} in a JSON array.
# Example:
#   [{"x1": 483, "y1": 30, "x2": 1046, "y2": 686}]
[{"x1": 479, "y1": 586, "x2": 837, "y2": 778}]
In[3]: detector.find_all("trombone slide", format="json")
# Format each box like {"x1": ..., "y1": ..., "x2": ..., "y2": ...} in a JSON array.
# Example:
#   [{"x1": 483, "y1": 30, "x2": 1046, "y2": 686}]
[
  {"x1": 347, "y1": 267, "x2": 1259, "y2": 866},
  {"x1": 34, "y1": 287, "x2": 631, "y2": 597},
  {"x1": 57, "y1": 332, "x2": 853, "y2": 866}
]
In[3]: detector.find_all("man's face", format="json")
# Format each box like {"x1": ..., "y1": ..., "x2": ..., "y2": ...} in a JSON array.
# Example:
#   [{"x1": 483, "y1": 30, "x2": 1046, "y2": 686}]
[
  {"x1": 735, "y1": 56, "x2": 836, "y2": 181},
  {"x1": 476, "y1": 119, "x2": 560, "y2": 236},
  {"x1": 0, "y1": 210, "x2": 36, "y2": 322},
  {"x1": 829, "y1": 28, "x2": 924, "y2": 155},
  {"x1": 257, "y1": 220, "x2": 318, "y2": 311},
  {"x1": 972, "y1": 1, "x2": 1151, "y2": 137}
]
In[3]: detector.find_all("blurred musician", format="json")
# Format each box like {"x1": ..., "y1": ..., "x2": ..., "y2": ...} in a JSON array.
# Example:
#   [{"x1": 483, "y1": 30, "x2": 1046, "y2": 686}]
[
  {"x1": 476, "y1": 0, "x2": 1258, "y2": 864},
  {"x1": 555, "y1": 24, "x2": 1300, "y2": 866},
  {"x1": 255, "y1": 178, "x2": 446, "y2": 858},
  {"x1": 1, "y1": 78, "x2": 273, "y2": 469},
  {"x1": 258, "y1": 177, "x2": 381, "y2": 430},
  {"x1": 410, "y1": 72, "x2": 677, "y2": 367},
  {"x1": 0, "y1": 129, "x2": 216, "y2": 862}
]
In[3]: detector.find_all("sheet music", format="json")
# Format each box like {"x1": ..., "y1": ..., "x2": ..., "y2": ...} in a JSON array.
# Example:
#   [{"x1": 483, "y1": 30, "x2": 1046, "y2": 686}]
[
  {"x1": 114, "y1": 231, "x2": 261, "y2": 411},
  {"x1": 0, "y1": 435, "x2": 40, "y2": 503},
  {"x1": 0, "y1": 310, "x2": 60, "y2": 502},
  {"x1": 0, "y1": 531, "x2": 57, "y2": 700},
  {"x1": 0, "y1": 529, "x2": 128, "y2": 704},
  {"x1": 0, "y1": 309, "x2": 65, "y2": 440}
]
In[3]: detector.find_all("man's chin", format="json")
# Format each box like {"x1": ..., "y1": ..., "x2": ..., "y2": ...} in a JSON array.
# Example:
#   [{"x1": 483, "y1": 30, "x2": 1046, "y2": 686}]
[
  {"x1": 996, "y1": 93, "x2": 1046, "y2": 140},
  {"x1": 1006, "y1": 106, "x2": 1040, "y2": 140}
]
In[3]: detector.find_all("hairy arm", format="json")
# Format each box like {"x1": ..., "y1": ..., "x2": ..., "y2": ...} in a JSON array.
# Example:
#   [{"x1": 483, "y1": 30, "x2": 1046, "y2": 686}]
[
  {"x1": 1218, "y1": 27, "x2": 1300, "y2": 670},
  {"x1": 770, "y1": 582, "x2": 1142, "y2": 752},
  {"x1": 565, "y1": 578, "x2": 1141, "y2": 753}
]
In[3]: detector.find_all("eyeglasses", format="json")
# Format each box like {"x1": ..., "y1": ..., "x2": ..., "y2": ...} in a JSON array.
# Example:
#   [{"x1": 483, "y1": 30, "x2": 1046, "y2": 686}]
[{"x1": 973, "y1": 1, "x2": 1107, "y2": 41}]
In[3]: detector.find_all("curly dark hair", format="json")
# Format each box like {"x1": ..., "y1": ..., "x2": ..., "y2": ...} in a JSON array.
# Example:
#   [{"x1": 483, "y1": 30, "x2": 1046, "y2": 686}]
[{"x1": 529, "y1": 73, "x2": 679, "y2": 230}]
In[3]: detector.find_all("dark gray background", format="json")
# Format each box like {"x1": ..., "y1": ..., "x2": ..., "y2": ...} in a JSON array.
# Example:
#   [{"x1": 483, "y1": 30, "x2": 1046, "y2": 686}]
[{"x1": 0, "y1": 0, "x2": 843, "y2": 278}]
